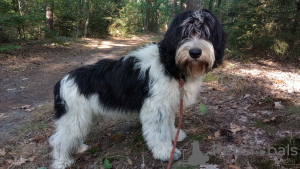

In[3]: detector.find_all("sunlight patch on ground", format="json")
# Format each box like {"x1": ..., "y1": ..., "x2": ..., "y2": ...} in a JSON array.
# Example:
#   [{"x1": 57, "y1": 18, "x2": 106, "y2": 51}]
[
  {"x1": 84, "y1": 40, "x2": 130, "y2": 49},
  {"x1": 237, "y1": 68, "x2": 300, "y2": 93}
]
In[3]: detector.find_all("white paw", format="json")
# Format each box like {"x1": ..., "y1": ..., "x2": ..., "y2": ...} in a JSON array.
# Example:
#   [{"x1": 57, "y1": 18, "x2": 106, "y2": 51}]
[
  {"x1": 76, "y1": 143, "x2": 89, "y2": 154},
  {"x1": 172, "y1": 129, "x2": 187, "y2": 142},
  {"x1": 52, "y1": 159, "x2": 74, "y2": 169},
  {"x1": 152, "y1": 144, "x2": 181, "y2": 162}
]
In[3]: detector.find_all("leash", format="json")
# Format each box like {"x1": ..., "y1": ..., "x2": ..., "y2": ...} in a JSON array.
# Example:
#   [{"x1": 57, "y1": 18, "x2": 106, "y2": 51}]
[{"x1": 167, "y1": 78, "x2": 184, "y2": 169}]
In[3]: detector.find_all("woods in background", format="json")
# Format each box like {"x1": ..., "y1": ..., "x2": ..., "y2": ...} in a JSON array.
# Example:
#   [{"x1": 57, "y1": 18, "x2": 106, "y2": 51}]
[{"x1": 0, "y1": 0, "x2": 299, "y2": 61}]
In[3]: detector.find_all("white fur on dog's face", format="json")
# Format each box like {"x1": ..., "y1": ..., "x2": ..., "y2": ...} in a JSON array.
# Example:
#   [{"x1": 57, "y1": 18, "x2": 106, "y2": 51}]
[{"x1": 175, "y1": 37, "x2": 215, "y2": 77}]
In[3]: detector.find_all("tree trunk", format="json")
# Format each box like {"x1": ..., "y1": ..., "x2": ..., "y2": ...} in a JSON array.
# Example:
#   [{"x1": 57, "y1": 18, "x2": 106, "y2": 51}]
[
  {"x1": 45, "y1": 3, "x2": 53, "y2": 31},
  {"x1": 291, "y1": 0, "x2": 300, "y2": 35},
  {"x1": 217, "y1": 0, "x2": 222, "y2": 8},
  {"x1": 18, "y1": 0, "x2": 24, "y2": 15},
  {"x1": 186, "y1": 0, "x2": 203, "y2": 11},
  {"x1": 84, "y1": 0, "x2": 90, "y2": 37},
  {"x1": 173, "y1": 0, "x2": 177, "y2": 18},
  {"x1": 180, "y1": 0, "x2": 185, "y2": 12},
  {"x1": 145, "y1": 0, "x2": 151, "y2": 32},
  {"x1": 77, "y1": 0, "x2": 83, "y2": 37},
  {"x1": 209, "y1": 0, "x2": 215, "y2": 10}
]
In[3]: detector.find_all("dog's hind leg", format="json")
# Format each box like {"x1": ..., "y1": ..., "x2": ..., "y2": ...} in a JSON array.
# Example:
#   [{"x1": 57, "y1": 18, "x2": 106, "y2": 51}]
[
  {"x1": 140, "y1": 102, "x2": 182, "y2": 161},
  {"x1": 50, "y1": 96, "x2": 93, "y2": 169}
]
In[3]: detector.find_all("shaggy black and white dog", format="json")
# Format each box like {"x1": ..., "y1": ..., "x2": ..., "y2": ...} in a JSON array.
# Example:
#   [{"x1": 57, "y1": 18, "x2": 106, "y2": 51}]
[{"x1": 50, "y1": 9, "x2": 227, "y2": 168}]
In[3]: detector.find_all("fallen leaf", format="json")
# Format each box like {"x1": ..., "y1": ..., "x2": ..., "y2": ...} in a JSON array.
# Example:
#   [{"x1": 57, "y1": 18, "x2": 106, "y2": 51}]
[
  {"x1": 214, "y1": 131, "x2": 220, "y2": 138},
  {"x1": 243, "y1": 104, "x2": 250, "y2": 110},
  {"x1": 28, "y1": 156, "x2": 36, "y2": 162},
  {"x1": 199, "y1": 103, "x2": 208, "y2": 114},
  {"x1": 230, "y1": 122, "x2": 244, "y2": 135},
  {"x1": 0, "y1": 113, "x2": 6, "y2": 119},
  {"x1": 104, "y1": 158, "x2": 112, "y2": 169},
  {"x1": 274, "y1": 102, "x2": 284, "y2": 110},
  {"x1": 0, "y1": 148, "x2": 5, "y2": 156},
  {"x1": 205, "y1": 136, "x2": 215, "y2": 140},
  {"x1": 45, "y1": 132, "x2": 51, "y2": 138},
  {"x1": 127, "y1": 157, "x2": 133, "y2": 165},
  {"x1": 25, "y1": 108, "x2": 32, "y2": 112},
  {"x1": 31, "y1": 135, "x2": 46, "y2": 143},
  {"x1": 21, "y1": 105, "x2": 31, "y2": 109},
  {"x1": 231, "y1": 103, "x2": 238, "y2": 109},
  {"x1": 11, "y1": 157, "x2": 28, "y2": 166},
  {"x1": 243, "y1": 94, "x2": 251, "y2": 98},
  {"x1": 109, "y1": 133, "x2": 123, "y2": 140},
  {"x1": 263, "y1": 116, "x2": 277, "y2": 122}
]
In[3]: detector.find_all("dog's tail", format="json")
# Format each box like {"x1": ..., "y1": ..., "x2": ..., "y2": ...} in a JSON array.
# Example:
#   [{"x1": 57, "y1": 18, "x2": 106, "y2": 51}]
[{"x1": 53, "y1": 80, "x2": 66, "y2": 119}]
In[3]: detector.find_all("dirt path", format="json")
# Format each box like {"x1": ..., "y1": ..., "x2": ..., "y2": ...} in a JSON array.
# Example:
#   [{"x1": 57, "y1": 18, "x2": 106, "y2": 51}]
[{"x1": 0, "y1": 37, "x2": 299, "y2": 169}]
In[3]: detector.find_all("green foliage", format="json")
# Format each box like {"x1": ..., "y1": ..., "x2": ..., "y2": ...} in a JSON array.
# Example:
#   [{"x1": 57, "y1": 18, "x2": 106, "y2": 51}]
[
  {"x1": 103, "y1": 158, "x2": 113, "y2": 169},
  {"x1": 109, "y1": 0, "x2": 175, "y2": 36},
  {"x1": 0, "y1": 44, "x2": 22, "y2": 51},
  {"x1": 199, "y1": 103, "x2": 208, "y2": 115},
  {"x1": 213, "y1": 0, "x2": 300, "y2": 61}
]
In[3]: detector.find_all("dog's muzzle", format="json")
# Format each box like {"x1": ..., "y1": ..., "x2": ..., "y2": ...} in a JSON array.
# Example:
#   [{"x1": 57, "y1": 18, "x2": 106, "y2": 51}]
[{"x1": 176, "y1": 38, "x2": 215, "y2": 77}]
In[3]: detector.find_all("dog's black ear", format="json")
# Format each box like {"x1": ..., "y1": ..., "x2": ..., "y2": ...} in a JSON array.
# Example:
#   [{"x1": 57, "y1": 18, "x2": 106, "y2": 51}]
[
  {"x1": 202, "y1": 9, "x2": 227, "y2": 68},
  {"x1": 158, "y1": 11, "x2": 194, "y2": 80}
]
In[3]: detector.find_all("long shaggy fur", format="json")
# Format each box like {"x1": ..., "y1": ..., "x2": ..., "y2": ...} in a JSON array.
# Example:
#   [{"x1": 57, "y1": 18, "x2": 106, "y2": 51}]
[{"x1": 50, "y1": 9, "x2": 227, "y2": 169}]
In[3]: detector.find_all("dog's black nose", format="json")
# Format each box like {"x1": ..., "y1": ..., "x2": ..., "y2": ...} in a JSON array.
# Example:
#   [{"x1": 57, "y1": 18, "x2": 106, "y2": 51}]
[{"x1": 189, "y1": 48, "x2": 202, "y2": 59}]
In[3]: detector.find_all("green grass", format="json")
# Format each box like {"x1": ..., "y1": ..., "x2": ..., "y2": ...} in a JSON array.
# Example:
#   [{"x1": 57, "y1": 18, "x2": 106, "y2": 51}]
[
  {"x1": 253, "y1": 121, "x2": 277, "y2": 136},
  {"x1": 0, "y1": 44, "x2": 22, "y2": 51},
  {"x1": 172, "y1": 161, "x2": 196, "y2": 169},
  {"x1": 186, "y1": 134, "x2": 205, "y2": 142},
  {"x1": 203, "y1": 72, "x2": 219, "y2": 82}
]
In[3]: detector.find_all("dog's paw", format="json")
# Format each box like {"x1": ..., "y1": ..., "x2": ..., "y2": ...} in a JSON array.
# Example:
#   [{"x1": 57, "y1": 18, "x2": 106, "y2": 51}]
[
  {"x1": 152, "y1": 145, "x2": 181, "y2": 162},
  {"x1": 76, "y1": 143, "x2": 89, "y2": 154},
  {"x1": 171, "y1": 129, "x2": 187, "y2": 142},
  {"x1": 52, "y1": 158, "x2": 74, "y2": 169}
]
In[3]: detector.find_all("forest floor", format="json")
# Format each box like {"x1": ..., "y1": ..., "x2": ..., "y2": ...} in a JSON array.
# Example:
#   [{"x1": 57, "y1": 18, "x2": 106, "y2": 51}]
[{"x1": 0, "y1": 36, "x2": 299, "y2": 169}]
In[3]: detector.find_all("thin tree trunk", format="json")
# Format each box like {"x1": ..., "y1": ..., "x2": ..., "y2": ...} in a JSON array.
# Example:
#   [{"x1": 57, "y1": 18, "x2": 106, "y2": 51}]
[
  {"x1": 45, "y1": 3, "x2": 53, "y2": 30},
  {"x1": 173, "y1": 0, "x2": 177, "y2": 18},
  {"x1": 209, "y1": 0, "x2": 215, "y2": 10},
  {"x1": 18, "y1": 0, "x2": 24, "y2": 15},
  {"x1": 291, "y1": 0, "x2": 300, "y2": 35},
  {"x1": 180, "y1": 0, "x2": 185, "y2": 12},
  {"x1": 77, "y1": 0, "x2": 83, "y2": 37},
  {"x1": 145, "y1": 0, "x2": 151, "y2": 32},
  {"x1": 84, "y1": 0, "x2": 90, "y2": 37},
  {"x1": 217, "y1": 0, "x2": 222, "y2": 8},
  {"x1": 45, "y1": 3, "x2": 53, "y2": 38}
]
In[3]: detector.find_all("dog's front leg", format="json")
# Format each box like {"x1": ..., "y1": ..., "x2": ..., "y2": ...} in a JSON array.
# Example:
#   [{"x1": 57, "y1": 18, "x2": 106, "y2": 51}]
[
  {"x1": 169, "y1": 112, "x2": 187, "y2": 142},
  {"x1": 140, "y1": 103, "x2": 181, "y2": 161}
]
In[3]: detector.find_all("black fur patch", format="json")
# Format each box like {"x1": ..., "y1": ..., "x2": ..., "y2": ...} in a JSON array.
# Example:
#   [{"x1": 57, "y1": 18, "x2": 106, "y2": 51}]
[
  {"x1": 67, "y1": 57, "x2": 150, "y2": 114},
  {"x1": 54, "y1": 80, "x2": 67, "y2": 119}
]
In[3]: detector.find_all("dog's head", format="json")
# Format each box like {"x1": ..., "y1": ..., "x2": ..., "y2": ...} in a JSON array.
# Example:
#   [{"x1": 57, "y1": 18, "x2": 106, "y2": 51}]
[{"x1": 159, "y1": 9, "x2": 227, "y2": 79}]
